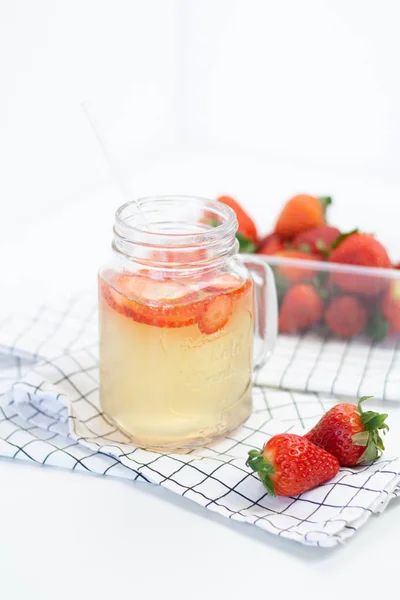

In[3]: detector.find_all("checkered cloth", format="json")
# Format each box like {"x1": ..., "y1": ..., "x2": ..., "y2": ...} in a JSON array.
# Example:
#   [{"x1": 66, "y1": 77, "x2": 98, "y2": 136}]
[
  {"x1": 257, "y1": 331, "x2": 400, "y2": 401},
  {"x1": 0, "y1": 292, "x2": 400, "y2": 548}
]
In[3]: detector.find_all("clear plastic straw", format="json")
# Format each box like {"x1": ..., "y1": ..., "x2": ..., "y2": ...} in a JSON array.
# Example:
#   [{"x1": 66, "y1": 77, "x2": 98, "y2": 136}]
[{"x1": 81, "y1": 101, "x2": 149, "y2": 230}]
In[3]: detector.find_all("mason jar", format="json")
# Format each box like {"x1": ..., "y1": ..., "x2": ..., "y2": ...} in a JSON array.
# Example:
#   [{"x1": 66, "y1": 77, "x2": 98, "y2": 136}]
[{"x1": 98, "y1": 195, "x2": 277, "y2": 451}]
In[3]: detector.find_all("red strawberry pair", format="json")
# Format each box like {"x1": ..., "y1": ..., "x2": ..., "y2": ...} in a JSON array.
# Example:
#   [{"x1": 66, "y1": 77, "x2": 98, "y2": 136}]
[{"x1": 246, "y1": 397, "x2": 389, "y2": 497}]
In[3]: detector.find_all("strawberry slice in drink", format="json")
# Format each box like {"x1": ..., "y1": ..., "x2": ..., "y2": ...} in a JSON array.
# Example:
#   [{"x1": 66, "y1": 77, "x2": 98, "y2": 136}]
[
  {"x1": 203, "y1": 273, "x2": 243, "y2": 293},
  {"x1": 100, "y1": 270, "x2": 251, "y2": 332},
  {"x1": 198, "y1": 294, "x2": 233, "y2": 334},
  {"x1": 100, "y1": 274, "x2": 203, "y2": 328},
  {"x1": 117, "y1": 274, "x2": 191, "y2": 305}
]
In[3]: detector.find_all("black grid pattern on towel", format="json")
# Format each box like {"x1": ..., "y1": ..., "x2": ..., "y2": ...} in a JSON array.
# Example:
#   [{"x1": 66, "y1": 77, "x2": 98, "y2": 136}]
[
  {"x1": 0, "y1": 295, "x2": 399, "y2": 548},
  {"x1": 4, "y1": 348, "x2": 400, "y2": 549},
  {"x1": 255, "y1": 330, "x2": 400, "y2": 401}
]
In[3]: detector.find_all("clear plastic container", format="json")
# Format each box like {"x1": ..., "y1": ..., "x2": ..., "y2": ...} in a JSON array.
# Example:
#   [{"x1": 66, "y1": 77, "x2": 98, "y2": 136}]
[{"x1": 258, "y1": 254, "x2": 400, "y2": 341}]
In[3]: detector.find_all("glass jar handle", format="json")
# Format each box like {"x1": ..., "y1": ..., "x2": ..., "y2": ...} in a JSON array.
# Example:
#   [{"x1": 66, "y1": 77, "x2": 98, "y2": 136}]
[{"x1": 241, "y1": 256, "x2": 278, "y2": 371}]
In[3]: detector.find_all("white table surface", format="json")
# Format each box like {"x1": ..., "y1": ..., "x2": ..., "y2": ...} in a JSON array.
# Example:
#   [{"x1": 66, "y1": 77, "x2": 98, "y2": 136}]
[{"x1": 1, "y1": 165, "x2": 400, "y2": 600}]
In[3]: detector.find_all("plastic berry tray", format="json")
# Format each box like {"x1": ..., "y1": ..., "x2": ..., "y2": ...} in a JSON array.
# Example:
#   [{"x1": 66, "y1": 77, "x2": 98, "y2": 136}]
[{"x1": 256, "y1": 254, "x2": 400, "y2": 342}]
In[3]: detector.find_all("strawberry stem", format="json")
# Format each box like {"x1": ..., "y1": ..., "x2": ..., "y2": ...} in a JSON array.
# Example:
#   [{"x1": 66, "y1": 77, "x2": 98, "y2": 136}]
[
  {"x1": 330, "y1": 228, "x2": 359, "y2": 250},
  {"x1": 319, "y1": 196, "x2": 332, "y2": 211},
  {"x1": 315, "y1": 240, "x2": 330, "y2": 257},
  {"x1": 354, "y1": 396, "x2": 389, "y2": 463},
  {"x1": 298, "y1": 243, "x2": 312, "y2": 253},
  {"x1": 246, "y1": 449, "x2": 276, "y2": 496},
  {"x1": 236, "y1": 233, "x2": 256, "y2": 254},
  {"x1": 208, "y1": 218, "x2": 256, "y2": 253},
  {"x1": 366, "y1": 309, "x2": 389, "y2": 342}
]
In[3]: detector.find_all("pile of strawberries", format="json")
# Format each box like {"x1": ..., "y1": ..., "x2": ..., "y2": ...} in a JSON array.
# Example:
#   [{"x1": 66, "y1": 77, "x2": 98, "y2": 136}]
[
  {"x1": 246, "y1": 396, "x2": 389, "y2": 497},
  {"x1": 217, "y1": 194, "x2": 400, "y2": 340}
]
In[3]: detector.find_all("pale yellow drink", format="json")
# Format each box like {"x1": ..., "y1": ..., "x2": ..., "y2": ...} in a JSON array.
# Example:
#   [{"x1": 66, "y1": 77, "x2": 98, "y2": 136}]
[{"x1": 99, "y1": 275, "x2": 254, "y2": 450}]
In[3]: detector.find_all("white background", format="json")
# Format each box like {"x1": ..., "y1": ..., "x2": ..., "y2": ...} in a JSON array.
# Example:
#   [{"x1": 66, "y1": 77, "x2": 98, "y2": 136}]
[{"x1": 1, "y1": 1, "x2": 400, "y2": 598}]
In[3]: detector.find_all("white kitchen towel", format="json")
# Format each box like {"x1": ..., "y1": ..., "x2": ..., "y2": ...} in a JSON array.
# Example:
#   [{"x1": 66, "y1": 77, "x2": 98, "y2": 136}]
[
  {"x1": 0, "y1": 291, "x2": 399, "y2": 401},
  {"x1": 256, "y1": 331, "x2": 400, "y2": 402},
  {"x1": 1, "y1": 345, "x2": 400, "y2": 548}
]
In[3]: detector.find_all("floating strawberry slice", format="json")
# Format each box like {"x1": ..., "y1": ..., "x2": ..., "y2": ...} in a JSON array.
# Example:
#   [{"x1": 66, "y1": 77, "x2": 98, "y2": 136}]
[
  {"x1": 229, "y1": 278, "x2": 252, "y2": 300},
  {"x1": 198, "y1": 294, "x2": 233, "y2": 334},
  {"x1": 203, "y1": 273, "x2": 243, "y2": 293},
  {"x1": 100, "y1": 271, "x2": 251, "y2": 331},
  {"x1": 100, "y1": 276, "x2": 203, "y2": 328},
  {"x1": 117, "y1": 274, "x2": 191, "y2": 305}
]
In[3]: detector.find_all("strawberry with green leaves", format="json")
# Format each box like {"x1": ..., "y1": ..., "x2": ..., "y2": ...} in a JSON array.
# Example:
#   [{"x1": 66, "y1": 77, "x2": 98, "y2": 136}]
[
  {"x1": 274, "y1": 194, "x2": 332, "y2": 240},
  {"x1": 328, "y1": 231, "x2": 391, "y2": 296},
  {"x1": 257, "y1": 232, "x2": 285, "y2": 255},
  {"x1": 304, "y1": 396, "x2": 389, "y2": 467},
  {"x1": 292, "y1": 225, "x2": 341, "y2": 259},
  {"x1": 246, "y1": 433, "x2": 339, "y2": 497},
  {"x1": 217, "y1": 195, "x2": 258, "y2": 252}
]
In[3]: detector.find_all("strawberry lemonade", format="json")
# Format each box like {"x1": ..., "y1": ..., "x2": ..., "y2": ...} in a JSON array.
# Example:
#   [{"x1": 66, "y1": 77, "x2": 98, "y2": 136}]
[{"x1": 99, "y1": 270, "x2": 254, "y2": 450}]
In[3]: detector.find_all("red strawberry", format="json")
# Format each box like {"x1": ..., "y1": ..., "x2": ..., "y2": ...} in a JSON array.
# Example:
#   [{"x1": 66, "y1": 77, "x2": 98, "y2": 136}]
[
  {"x1": 279, "y1": 284, "x2": 323, "y2": 333},
  {"x1": 329, "y1": 232, "x2": 391, "y2": 296},
  {"x1": 324, "y1": 295, "x2": 367, "y2": 338},
  {"x1": 275, "y1": 194, "x2": 331, "y2": 240},
  {"x1": 246, "y1": 433, "x2": 339, "y2": 497},
  {"x1": 257, "y1": 233, "x2": 285, "y2": 255},
  {"x1": 217, "y1": 195, "x2": 258, "y2": 251},
  {"x1": 381, "y1": 280, "x2": 400, "y2": 334},
  {"x1": 198, "y1": 294, "x2": 233, "y2": 334},
  {"x1": 293, "y1": 225, "x2": 341, "y2": 259},
  {"x1": 305, "y1": 397, "x2": 389, "y2": 467},
  {"x1": 275, "y1": 249, "x2": 320, "y2": 284}
]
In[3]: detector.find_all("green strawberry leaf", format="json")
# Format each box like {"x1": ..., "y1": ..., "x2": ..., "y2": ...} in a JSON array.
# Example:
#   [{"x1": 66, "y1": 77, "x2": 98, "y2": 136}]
[
  {"x1": 314, "y1": 270, "x2": 330, "y2": 287},
  {"x1": 319, "y1": 196, "x2": 333, "y2": 214},
  {"x1": 366, "y1": 309, "x2": 389, "y2": 342},
  {"x1": 246, "y1": 449, "x2": 276, "y2": 496},
  {"x1": 375, "y1": 434, "x2": 386, "y2": 452},
  {"x1": 330, "y1": 228, "x2": 359, "y2": 250},
  {"x1": 311, "y1": 271, "x2": 335, "y2": 301},
  {"x1": 352, "y1": 431, "x2": 370, "y2": 446},
  {"x1": 357, "y1": 436, "x2": 379, "y2": 464},
  {"x1": 364, "y1": 413, "x2": 389, "y2": 432},
  {"x1": 358, "y1": 395, "x2": 374, "y2": 406},
  {"x1": 236, "y1": 233, "x2": 256, "y2": 254},
  {"x1": 298, "y1": 243, "x2": 312, "y2": 253},
  {"x1": 355, "y1": 396, "x2": 389, "y2": 463},
  {"x1": 361, "y1": 410, "x2": 380, "y2": 425},
  {"x1": 317, "y1": 287, "x2": 331, "y2": 301},
  {"x1": 315, "y1": 240, "x2": 330, "y2": 257},
  {"x1": 209, "y1": 217, "x2": 256, "y2": 253}
]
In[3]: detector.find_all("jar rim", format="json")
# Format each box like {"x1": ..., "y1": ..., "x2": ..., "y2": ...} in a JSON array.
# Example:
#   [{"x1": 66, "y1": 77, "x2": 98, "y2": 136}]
[
  {"x1": 112, "y1": 195, "x2": 239, "y2": 271},
  {"x1": 114, "y1": 195, "x2": 237, "y2": 243}
]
